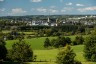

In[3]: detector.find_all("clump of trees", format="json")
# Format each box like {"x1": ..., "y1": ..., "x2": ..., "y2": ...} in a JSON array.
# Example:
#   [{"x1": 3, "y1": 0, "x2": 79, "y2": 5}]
[
  {"x1": 44, "y1": 37, "x2": 71, "y2": 48},
  {"x1": 6, "y1": 30, "x2": 24, "y2": 40},
  {"x1": 84, "y1": 30, "x2": 96, "y2": 62},
  {"x1": 44, "y1": 38, "x2": 51, "y2": 48},
  {"x1": 56, "y1": 45, "x2": 81, "y2": 64},
  {"x1": 0, "y1": 39, "x2": 7, "y2": 61},
  {"x1": 44, "y1": 36, "x2": 84, "y2": 48},
  {"x1": 7, "y1": 39, "x2": 34, "y2": 62},
  {"x1": 72, "y1": 36, "x2": 84, "y2": 45}
]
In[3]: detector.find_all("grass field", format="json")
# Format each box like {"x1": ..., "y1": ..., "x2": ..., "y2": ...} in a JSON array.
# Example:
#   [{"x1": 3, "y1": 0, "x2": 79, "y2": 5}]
[
  {"x1": 4, "y1": 45, "x2": 96, "y2": 64},
  {"x1": 6, "y1": 35, "x2": 88, "y2": 50},
  {"x1": 5, "y1": 35, "x2": 96, "y2": 64}
]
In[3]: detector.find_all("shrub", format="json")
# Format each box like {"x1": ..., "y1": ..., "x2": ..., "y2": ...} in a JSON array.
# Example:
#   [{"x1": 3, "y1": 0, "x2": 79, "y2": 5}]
[
  {"x1": 56, "y1": 45, "x2": 81, "y2": 64},
  {"x1": 7, "y1": 40, "x2": 34, "y2": 62},
  {"x1": 0, "y1": 39, "x2": 7, "y2": 60},
  {"x1": 44, "y1": 38, "x2": 51, "y2": 48},
  {"x1": 84, "y1": 35, "x2": 96, "y2": 62}
]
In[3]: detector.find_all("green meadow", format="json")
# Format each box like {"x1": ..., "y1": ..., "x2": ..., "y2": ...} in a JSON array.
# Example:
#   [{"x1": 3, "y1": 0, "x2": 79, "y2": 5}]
[
  {"x1": 5, "y1": 35, "x2": 96, "y2": 64},
  {"x1": 6, "y1": 35, "x2": 88, "y2": 50}
]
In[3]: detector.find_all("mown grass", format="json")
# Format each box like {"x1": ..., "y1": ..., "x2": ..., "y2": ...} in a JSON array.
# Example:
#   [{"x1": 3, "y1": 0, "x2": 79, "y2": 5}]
[
  {"x1": 6, "y1": 35, "x2": 88, "y2": 50},
  {"x1": 4, "y1": 45, "x2": 96, "y2": 64},
  {"x1": 5, "y1": 35, "x2": 95, "y2": 64},
  {"x1": 6, "y1": 37, "x2": 56, "y2": 50}
]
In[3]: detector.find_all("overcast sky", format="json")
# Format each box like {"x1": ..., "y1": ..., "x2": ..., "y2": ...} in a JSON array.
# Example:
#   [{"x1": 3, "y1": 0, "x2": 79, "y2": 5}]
[{"x1": 0, "y1": 0, "x2": 96, "y2": 16}]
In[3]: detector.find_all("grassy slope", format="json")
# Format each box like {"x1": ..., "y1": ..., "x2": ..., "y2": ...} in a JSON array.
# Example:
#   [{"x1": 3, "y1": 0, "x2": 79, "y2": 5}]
[
  {"x1": 33, "y1": 45, "x2": 96, "y2": 64},
  {"x1": 5, "y1": 45, "x2": 95, "y2": 64},
  {"x1": 6, "y1": 37, "x2": 56, "y2": 50},
  {"x1": 6, "y1": 35, "x2": 96, "y2": 64},
  {"x1": 6, "y1": 35, "x2": 88, "y2": 50}
]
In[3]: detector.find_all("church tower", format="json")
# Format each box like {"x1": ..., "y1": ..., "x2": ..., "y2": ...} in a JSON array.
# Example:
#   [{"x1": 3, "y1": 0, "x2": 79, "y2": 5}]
[{"x1": 48, "y1": 17, "x2": 50, "y2": 22}]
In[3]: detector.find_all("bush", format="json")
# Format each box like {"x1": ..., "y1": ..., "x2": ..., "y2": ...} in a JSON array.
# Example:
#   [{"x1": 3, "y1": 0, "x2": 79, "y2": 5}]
[
  {"x1": 73, "y1": 36, "x2": 84, "y2": 45},
  {"x1": 44, "y1": 38, "x2": 51, "y2": 48},
  {"x1": 50, "y1": 37, "x2": 72, "y2": 48},
  {"x1": 7, "y1": 40, "x2": 34, "y2": 62},
  {"x1": 0, "y1": 39, "x2": 7, "y2": 60},
  {"x1": 56, "y1": 45, "x2": 81, "y2": 64},
  {"x1": 84, "y1": 35, "x2": 96, "y2": 62}
]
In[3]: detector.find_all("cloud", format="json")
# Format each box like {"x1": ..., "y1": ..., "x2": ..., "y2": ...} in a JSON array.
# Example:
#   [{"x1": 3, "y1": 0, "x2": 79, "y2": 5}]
[
  {"x1": 66, "y1": 2, "x2": 73, "y2": 6},
  {"x1": 8, "y1": 8, "x2": 27, "y2": 15},
  {"x1": 63, "y1": 7, "x2": 73, "y2": 11},
  {"x1": 49, "y1": 9, "x2": 58, "y2": 13},
  {"x1": 33, "y1": 7, "x2": 58, "y2": 14},
  {"x1": 0, "y1": 0, "x2": 4, "y2": 2},
  {"x1": 77, "y1": 6, "x2": 96, "y2": 12},
  {"x1": 61, "y1": 10, "x2": 66, "y2": 12},
  {"x1": 0, "y1": 8, "x2": 5, "y2": 12},
  {"x1": 36, "y1": 7, "x2": 47, "y2": 13},
  {"x1": 61, "y1": 7, "x2": 73, "y2": 13},
  {"x1": 30, "y1": 0, "x2": 42, "y2": 2},
  {"x1": 76, "y1": 4, "x2": 84, "y2": 6}
]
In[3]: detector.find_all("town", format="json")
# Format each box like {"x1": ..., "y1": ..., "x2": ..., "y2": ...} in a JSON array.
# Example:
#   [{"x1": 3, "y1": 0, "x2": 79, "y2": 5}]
[{"x1": 0, "y1": 15, "x2": 96, "y2": 27}]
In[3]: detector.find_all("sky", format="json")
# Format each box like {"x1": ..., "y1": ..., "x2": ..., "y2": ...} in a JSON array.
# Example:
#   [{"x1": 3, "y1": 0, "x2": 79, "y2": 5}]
[{"x1": 0, "y1": 0, "x2": 96, "y2": 16}]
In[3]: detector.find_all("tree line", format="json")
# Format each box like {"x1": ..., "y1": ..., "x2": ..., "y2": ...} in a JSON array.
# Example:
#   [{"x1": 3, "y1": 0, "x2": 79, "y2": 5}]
[{"x1": 44, "y1": 36, "x2": 84, "y2": 48}]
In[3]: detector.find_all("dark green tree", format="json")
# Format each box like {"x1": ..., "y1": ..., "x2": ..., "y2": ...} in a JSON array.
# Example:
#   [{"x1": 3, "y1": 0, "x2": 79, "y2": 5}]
[
  {"x1": 7, "y1": 40, "x2": 33, "y2": 62},
  {"x1": 84, "y1": 34, "x2": 96, "y2": 62},
  {"x1": 44, "y1": 38, "x2": 51, "y2": 48},
  {"x1": 65, "y1": 37, "x2": 72, "y2": 44},
  {"x1": 56, "y1": 45, "x2": 81, "y2": 64},
  {"x1": 0, "y1": 39, "x2": 7, "y2": 60},
  {"x1": 74, "y1": 36, "x2": 84, "y2": 45}
]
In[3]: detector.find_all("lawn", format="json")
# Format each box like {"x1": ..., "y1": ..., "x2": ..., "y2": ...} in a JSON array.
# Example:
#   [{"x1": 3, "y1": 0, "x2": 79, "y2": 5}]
[
  {"x1": 6, "y1": 37, "x2": 56, "y2": 50},
  {"x1": 6, "y1": 35, "x2": 88, "y2": 50},
  {"x1": 32, "y1": 45, "x2": 96, "y2": 64},
  {"x1": 5, "y1": 35, "x2": 95, "y2": 64},
  {"x1": 4, "y1": 45, "x2": 96, "y2": 64}
]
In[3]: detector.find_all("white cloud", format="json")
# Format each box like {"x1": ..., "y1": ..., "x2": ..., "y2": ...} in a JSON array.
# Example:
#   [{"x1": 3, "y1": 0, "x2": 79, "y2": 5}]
[
  {"x1": 0, "y1": 0, "x2": 4, "y2": 2},
  {"x1": 0, "y1": 8, "x2": 5, "y2": 12},
  {"x1": 66, "y1": 2, "x2": 73, "y2": 6},
  {"x1": 61, "y1": 7, "x2": 73, "y2": 13},
  {"x1": 36, "y1": 7, "x2": 47, "y2": 13},
  {"x1": 9, "y1": 8, "x2": 27, "y2": 15},
  {"x1": 63, "y1": 7, "x2": 73, "y2": 11},
  {"x1": 76, "y1": 4, "x2": 84, "y2": 6},
  {"x1": 61, "y1": 10, "x2": 66, "y2": 12},
  {"x1": 49, "y1": 9, "x2": 58, "y2": 13},
  {"x1": 78, "y1": 6, "x2": 96, "y2": 12},
  {"x1": 33, "y1": 7, "x2": 58, "y2": 14},
  {"x1": 30, "y1": 0, "x2": 42, "y2": 2}
]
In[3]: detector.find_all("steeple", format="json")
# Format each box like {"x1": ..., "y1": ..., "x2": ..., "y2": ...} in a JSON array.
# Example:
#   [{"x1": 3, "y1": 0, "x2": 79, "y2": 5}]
[{"x1": 48, "y1": 17, "x2": 50, "y2": 22}]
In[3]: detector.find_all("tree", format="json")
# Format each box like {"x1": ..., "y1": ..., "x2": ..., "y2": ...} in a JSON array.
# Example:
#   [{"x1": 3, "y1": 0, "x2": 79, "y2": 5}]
[
  {"x1": 74, "y1": 36, "x2": 84, "y2": 45},
  {"x1": 84, "y1": 34, "x2": 96, "y2": 62},
  {"x1": 65, "y1": 37, "x2": 71, "y2": 44},
  {"x1": 51, "y1": 37, "x2": 66, "y2": 48},
  {"x1": 56, "y1": 45, "x2": 81, "y2": 64},
  {"x1": 44, "y1": 38, "x2": 51, "y2": 48},
  {"x1": 0, "y1": 39, "x2": 7, "y2": 60},
  {"x1": 50, "y1": 37, "x2": 72, "y2": 48},
  {"x1": 7, "y1": 40, "x2": 33, "y2": 62}
]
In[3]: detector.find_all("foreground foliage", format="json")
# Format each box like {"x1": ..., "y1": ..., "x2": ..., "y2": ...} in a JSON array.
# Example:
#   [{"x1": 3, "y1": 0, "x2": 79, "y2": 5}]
[
  {"x1": 0, "y1": 39, "x2": 7, "y2": 60},
  {"x1": 56, "y1": 45, "x2": 81, "y2": 64},
  {"x1": 7, "y1": 39, "x2": 33, "y2": 62},
  {"x1": 84, "y1": 30, "x2": 96, "y2": 62}
]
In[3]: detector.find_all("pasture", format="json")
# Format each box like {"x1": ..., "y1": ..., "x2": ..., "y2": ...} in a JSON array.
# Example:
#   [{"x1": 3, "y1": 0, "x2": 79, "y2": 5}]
[
  {"x1": 5, "y1": 35, "x2": 96, "y2": 64},
  {"x1": 6, "y1": 35, "x2": 88, "y2": 50}
]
